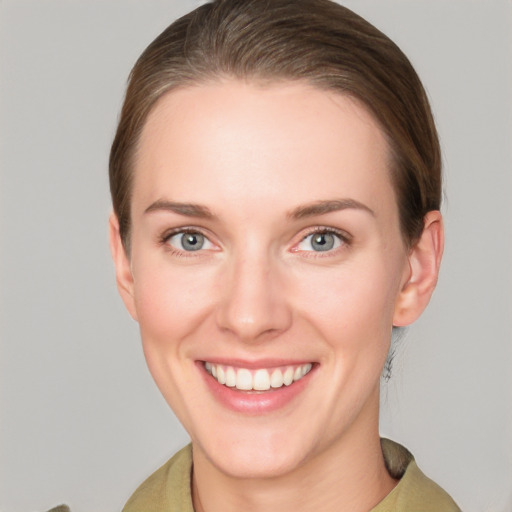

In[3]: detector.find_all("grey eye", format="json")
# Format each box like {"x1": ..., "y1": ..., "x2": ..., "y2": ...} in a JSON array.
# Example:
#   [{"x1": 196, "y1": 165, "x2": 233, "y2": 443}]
[
  {"x1": 311, "y1": 232, "x2": 336, "y2": 251},
  {"x1": 167, "y1": 231, "x2": 213, "y2": 252},
  {"x1": 180, "y1": 232, "x2": 205, "y2": 251},
  {"x1": 297, "y1": 231, "x2": 342, "y2": 252}
]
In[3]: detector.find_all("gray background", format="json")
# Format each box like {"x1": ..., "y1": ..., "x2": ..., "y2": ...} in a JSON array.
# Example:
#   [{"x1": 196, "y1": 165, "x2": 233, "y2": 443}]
[{"x1": 1, "y1": 1, "x2": 511, "y2": 511}]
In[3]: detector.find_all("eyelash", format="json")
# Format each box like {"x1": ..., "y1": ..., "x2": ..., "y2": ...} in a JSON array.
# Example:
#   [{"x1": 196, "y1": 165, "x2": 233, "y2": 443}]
[
  {"x1": 293, "y1": 226, "x2": 352, "y2": 257},
  {"x1": 157, "y1": 226, "x2": 352, "y2": 257},
  {"x1": 159, "y1": 227, "x2": 215, "y2": 257}
]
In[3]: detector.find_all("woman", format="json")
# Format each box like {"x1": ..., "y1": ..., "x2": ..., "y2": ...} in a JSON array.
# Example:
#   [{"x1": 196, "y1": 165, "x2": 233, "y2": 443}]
[{"x1": 109, "y1": 0, "x2": 460, "y2": 510}]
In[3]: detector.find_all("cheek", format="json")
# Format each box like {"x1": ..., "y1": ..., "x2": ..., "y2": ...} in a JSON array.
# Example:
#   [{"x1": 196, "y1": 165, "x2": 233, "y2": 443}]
[
  {"x1": 292, "y1": 257, "x2": 403, "y2": 351},
  {"x1": 132, "y1": 258, "x2": 217, "y2": 344},
  {"x1": 130, "y1": 258, "x2": 218, "y2": 413}
]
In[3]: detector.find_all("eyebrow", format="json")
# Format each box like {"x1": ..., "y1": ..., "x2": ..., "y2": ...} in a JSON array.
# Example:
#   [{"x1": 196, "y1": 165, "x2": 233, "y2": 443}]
[
  {"x1": 143, "y1": 198, "x2": 374, "y2": 220},
  {"x1": 288, "y1": 199, "x2": 375, "y2": 219},
  {"x1": 144, "y1": 200, "x2": 214, "y2": 219}
]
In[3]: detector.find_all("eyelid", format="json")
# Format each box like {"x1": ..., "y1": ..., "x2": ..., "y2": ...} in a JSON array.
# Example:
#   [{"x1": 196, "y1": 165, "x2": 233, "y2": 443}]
[
  {"x1": 291, "y1": 226, "x2": 352, "y2": 254},
  {"x1": 159, "y1": 226, "x2": 219, "y2": 254},
  {"x1": 157, "y1": 225, "x2": 351, "y2": 256}
]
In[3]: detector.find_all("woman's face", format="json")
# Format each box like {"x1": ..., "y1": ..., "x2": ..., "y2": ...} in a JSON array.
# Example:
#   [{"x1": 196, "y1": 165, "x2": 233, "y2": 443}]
[{"x1": 117, "y1": 81, "x2": 412, "y2": 478}]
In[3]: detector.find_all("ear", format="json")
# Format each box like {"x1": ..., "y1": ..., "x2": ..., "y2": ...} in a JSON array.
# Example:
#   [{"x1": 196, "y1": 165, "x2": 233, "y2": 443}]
[
  {"x1": 108, "y1": 212, "x2": 138, "y2": 321},
  {"x1": 393, "y1": 211, "x2": 444, "y2": 326}
]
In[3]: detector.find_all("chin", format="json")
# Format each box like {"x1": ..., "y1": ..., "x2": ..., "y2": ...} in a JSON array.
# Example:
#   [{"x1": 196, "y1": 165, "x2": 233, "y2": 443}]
[
  {"x1": 210, "y1": 446, "x2": 306, "y2": 480},
  {"x1": 193, "y1": 422, "x2": 318, "y2": 480}
]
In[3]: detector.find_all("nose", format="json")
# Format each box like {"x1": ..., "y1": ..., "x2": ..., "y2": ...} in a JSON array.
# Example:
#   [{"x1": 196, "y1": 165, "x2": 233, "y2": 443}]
[{"x1": 215, "y1": 252, "x2": 292, "y2": 342}]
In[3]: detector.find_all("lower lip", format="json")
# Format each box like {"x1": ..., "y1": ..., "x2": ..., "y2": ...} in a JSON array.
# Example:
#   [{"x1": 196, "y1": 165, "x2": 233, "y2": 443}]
[{"x1": 198, "y1": 362, "x2": 315, "y2": 415}]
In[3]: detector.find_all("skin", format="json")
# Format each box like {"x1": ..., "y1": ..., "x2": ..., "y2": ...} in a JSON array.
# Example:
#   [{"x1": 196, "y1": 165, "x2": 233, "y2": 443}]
[{"x1": 110, "y1": 80, "x2": 443, "y2": 512}]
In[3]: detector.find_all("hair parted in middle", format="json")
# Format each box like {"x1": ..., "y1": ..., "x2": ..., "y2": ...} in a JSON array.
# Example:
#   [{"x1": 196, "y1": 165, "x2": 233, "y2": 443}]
[{"x1": 110, "y1": 0, "x2": 441, "y2": 252}]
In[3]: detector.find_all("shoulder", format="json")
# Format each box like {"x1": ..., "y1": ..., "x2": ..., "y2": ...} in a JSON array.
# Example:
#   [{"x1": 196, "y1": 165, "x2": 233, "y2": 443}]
[
  {"x1": 122, "y1": 444, "x2": 194, "y2": 512},
  {"x1": 372, "y1": 439, "x2": 461, "y2": 512}
]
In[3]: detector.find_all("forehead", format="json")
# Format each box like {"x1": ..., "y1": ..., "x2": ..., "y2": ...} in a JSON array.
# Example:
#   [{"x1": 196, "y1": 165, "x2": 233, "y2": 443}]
[{"x1": 132, "y1": 80, "x2": 396, "y2": 220}]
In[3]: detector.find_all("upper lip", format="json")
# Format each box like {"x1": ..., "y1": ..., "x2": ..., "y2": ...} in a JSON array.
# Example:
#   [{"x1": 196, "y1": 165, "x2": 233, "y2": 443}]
[{"x1": 198, "y1": 358, "x2": 316, "y2": 369}]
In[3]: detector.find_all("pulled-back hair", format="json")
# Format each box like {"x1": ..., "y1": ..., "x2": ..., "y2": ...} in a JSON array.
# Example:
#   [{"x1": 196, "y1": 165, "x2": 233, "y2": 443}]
[{"x1": 110, "y1": 0, "x2": 441, "y2": 251}]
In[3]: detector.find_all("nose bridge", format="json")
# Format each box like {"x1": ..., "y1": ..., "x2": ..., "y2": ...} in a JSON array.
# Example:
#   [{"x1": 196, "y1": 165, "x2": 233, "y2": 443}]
[{"x1": 216, "y1": 244, "x2": 291, "y2": 341}]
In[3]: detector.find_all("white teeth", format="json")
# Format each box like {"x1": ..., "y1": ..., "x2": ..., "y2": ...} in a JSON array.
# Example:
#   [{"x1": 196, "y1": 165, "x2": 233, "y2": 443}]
[
  {"x1": 236, "y1": 369, "x2": 253, "y2": 390},
  {"x1": 204, "y1": 362, "x2": 313, "y2": 391},
  {"x1": 217, "y1": 365, "x2": 226, "y2": 385},
  {"x1": 253, "y1": 369, "x2": 271, "y2": 391},
  {"x1": 225, "y1": 367, "x2": 236, "y2": 387},
  {"x1": 283, "y1": 367, "x2": 294, "y2": 386},
  {"x1": 270, "y1": 369, "x2": 284, "y2": 388}
]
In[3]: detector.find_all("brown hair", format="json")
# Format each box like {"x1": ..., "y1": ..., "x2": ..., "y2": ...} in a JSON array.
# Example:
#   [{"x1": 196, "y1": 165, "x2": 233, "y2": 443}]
[{"x1": 110, "y1": 0, "x2": 441, "y2": 251}]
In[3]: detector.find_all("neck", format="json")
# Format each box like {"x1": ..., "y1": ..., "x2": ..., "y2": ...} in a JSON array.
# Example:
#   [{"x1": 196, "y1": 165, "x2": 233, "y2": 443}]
[{"x1": 192, "y1": 392, "x2": 396, "y2": 512}]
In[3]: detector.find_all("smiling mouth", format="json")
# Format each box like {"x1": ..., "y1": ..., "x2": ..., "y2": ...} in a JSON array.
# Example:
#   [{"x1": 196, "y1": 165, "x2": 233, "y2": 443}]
[{"x1": 203, "y1": 362, "x2": 313, "y2": 391}]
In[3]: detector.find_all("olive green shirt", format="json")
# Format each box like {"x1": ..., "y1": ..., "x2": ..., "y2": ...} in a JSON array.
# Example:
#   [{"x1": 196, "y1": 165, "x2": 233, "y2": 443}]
[{"x1": 123, "y1": 439, "x2": 460, "y2": 511}]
